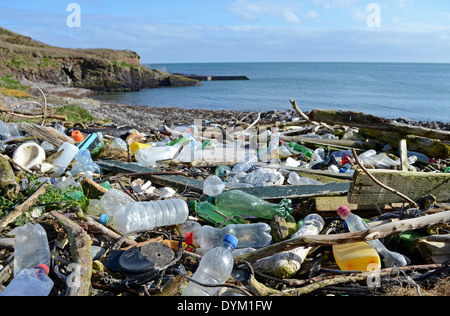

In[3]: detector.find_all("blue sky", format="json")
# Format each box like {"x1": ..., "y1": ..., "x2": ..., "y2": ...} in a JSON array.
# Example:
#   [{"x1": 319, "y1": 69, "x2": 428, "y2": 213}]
[{"x1": 1, "y1": 0, "x2": 450, "y2": 63}]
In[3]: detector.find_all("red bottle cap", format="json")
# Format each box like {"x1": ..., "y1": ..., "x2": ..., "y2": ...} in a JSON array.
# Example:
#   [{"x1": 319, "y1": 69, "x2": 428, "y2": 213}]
[
  {"x1": 337, "y1": 206, "x2": 351, "y2": 219},
  {"x1": 185, "y1": 232, "x2": 194, "y2": 245},
  {"x1": 36, "y1": 264, "x2": 50, "y2": 275}
]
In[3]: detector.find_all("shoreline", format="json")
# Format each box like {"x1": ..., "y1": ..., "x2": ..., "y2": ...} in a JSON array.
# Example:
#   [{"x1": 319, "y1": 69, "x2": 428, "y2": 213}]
[{"x1": 3, "y1": 83, "x2": 450, "y2": 136}]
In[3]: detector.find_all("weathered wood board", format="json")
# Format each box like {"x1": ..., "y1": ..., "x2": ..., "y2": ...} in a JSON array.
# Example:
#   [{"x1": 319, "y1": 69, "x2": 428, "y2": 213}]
[
  {"x1": 349, "y1": 169, "x2": 450, "y2": 205},
  {"x1": 97, "y1": 160, "x2": 205, "y2": 193}
]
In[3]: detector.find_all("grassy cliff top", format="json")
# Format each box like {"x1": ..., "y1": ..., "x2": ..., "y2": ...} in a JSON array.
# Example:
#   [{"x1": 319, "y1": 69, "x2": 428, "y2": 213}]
[{"x1": 0, "y1": 26, "x2": 140, "y2": 75}]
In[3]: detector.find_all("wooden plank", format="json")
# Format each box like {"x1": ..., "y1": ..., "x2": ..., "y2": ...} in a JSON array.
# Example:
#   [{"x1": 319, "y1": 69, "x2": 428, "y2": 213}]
[
  {"x1": 349, "y1": 169, "x2": 450, "y2": 205},
  {"x1": 313, "y1": 196, "x2": 401, "y2": 213},
  {"x1": 237, "y1": 182, "x2": 349, "y2": 200},
  {"x1": 96, "y1": 160, "x2": 204, "y2": 193}
]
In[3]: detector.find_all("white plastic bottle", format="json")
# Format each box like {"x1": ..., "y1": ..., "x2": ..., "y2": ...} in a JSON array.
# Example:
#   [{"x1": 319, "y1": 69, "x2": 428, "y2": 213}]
[
  {"x1": 100, "y1": 188, "x2": 135, "y2": 215},
  {"x1": 185, "y1": 223, "x2": 271, "y2": 252},
  {"x1": 14, "y1": 223, "x2": 51, "y2": 276},
  {"x1": 231, "y1": 154, "x2": 258, "y2": 174},
  {"x1": 135, "y1": 146, "x2": 179, "y2": 167},
  {"x1": 52, "y1": 142, "x2": 79, "y2": 175},
  {"x1": 182, "y1": 234, "x2": 238, "y2": 296},
  {"x1": 0, "y1": 264, "x2": 53, "y2": 296},
  {"x1": 100, "y1": 199, "x2": 189, "y2": 234},
  {"x1": 337, "y1": 206, "x2": 410, "y2": 267}
]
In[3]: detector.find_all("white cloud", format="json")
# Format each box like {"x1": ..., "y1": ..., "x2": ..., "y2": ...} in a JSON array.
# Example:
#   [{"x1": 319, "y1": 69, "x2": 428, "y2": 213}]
[
  {"x1": 313, "y1": 0, "x2": 358, "y2": 10},
  {"x1": 229, "y1": 0, "x2": 302, "y2": 24}
]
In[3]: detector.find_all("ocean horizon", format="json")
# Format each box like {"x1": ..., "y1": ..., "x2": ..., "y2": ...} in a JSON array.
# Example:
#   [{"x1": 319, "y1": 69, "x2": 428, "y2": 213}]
[{"x1": 93, "y1": 62, "x2": 450, "y2": 123}]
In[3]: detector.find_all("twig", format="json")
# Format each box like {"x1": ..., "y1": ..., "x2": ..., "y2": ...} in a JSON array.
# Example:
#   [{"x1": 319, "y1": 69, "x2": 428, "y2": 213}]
[
  {"x1": 23, "y1": 78, "x2": 47, "y2": 126},
  {"x1": 51, "y1": 211, "x2": 92, "y2": 296},
  {"x1": 289, "y1": 99, "x2": 333, "y2": 131},
  {"x1": 234, "y1": 211, "x2": 450, "y2": 263},
  {"x1": 0, "y1": 180, "x2": 51, "y2": 233},
  {"x1": 351, "y1": 148, "x2": 419, "y2": 208},
  {"x1": 236, "y1": 112, "x2": 261, "y2": 139}
]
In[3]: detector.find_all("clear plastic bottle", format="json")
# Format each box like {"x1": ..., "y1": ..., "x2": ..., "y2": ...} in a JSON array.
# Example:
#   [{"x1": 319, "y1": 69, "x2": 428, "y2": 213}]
[
  {"x1": 0, "y1": 264, "x2": 53, "y2": 296},
  {"x1": 337, "y1": 206, "x2": 410, "y2": 267},
  {"x1": 203, "y1": 175, "x2": 226, "y2": 196},
  {"x1": 231, "y1": 154, "x2": 258, "y2": 174},
  {"x1": 14, "y1": 223, "x2": 50, "y2": 276},
  {"x1": 0, "y1": 120, "x2": 11, "y2": 141},
  {"x1": 71, "y1": 149, "x2": 102, "y2": 177},
  {"x1": 185, "y1": 223, "x2": 271, "y2": 251},
  {"x1": 182, "y1": 234, "x2": 238, "y2": 296},
  {"x1": 100, "y1": 199, "x2": 189, "y2": 234},
  {"x1": 100, "y1": 188, "x2": 135, "y2": 215}
]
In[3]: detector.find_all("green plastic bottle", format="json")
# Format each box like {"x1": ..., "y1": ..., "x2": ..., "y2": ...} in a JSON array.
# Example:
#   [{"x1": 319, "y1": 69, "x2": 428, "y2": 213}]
[
  {"x1": 288, "y1": 142, "x2": 313, "y2": 158},
  {"x1": 210, "y1": 190, "x2": 293, "y2": 220}
]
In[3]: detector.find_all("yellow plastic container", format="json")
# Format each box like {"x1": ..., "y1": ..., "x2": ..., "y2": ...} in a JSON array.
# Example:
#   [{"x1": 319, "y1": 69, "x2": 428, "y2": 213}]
[
  {"x1": 130, "y1": 143, "x2": 151, "y2": 156},
  {"x1": 333, "y1": 242, "x2": 381, "y2": 272}
]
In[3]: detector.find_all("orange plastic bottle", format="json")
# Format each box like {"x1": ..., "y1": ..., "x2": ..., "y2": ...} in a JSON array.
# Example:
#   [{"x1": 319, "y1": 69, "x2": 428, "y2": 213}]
[
  {"x1": 71, "y1": 130, "x2": 85, "y2": 142},
  {"x1": 332, "y1": 242, "x2": 381, "y2": 272}
]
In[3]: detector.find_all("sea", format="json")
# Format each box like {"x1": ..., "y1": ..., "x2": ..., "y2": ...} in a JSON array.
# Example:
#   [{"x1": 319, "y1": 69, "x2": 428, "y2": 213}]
[{"x1": 93, "y1": 62, "x2": 450, "y2": 123}]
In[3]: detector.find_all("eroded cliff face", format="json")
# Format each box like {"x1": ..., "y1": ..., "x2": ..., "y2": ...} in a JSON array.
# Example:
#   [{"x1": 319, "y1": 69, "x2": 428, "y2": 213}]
[{"x1": 0, "y1": 27, "x2": 201, "y2": 92}]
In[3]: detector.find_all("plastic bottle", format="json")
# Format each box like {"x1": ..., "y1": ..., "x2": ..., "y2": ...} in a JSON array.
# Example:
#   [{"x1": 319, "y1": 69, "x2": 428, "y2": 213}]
[
  {"x1": 337, "y1": 206, "x2": 410, "y2": 267},
  {"x1": 14, "y1": 223, "x2": 50, "y2": 276},
  {"x1": 185, "y1": 223, "x2": 271, "y2": 251},
  {"x1": 52, "y1": 142, "x2": 79, "y2": 175},
  {"x1": 288, "y1": 142, "x2": 313, "y2": 158},
  {"x1": 253, "y1": 214, "x2": 324, "y2": 278},
  {"x1": 70, "y1": 149, "x2": 102, "y2": 178},
  {"x1": 203, "y1": 175, "x2": 226, "y2": 196},
  {"x1": 110, "y1": 138, "x2": 127, "y2": 150},
  {"x1": 0, "y1": 264, "x2": 53, "y2": 296},
  {"x1": 333, "y1": 242, "x2": 381, "y2": 272},
  {"x1": 100, "y1": 199, "x2": 189, "y2": 234},
  {"x1": 130, "y1": 142, "x2": 151, "y2": 155},
  {"x1": 0, "y1": 120, "x2": 12, "y2": 141},
  {"x1": 231, "y1": 154, "x2": 258, "y2": 174},
  {"x1": 215, "y1": 165, "x2": 232, "y2": 177},
  {"x1": 287, "y1": 172, "x2": 323, "y2": 185},
  {"x1": 212, "y1": 190, "x2": 293, "y2": 220},
  {"x1": 100, "y1": 188, "x2": 135, "y2": 215},
  {"x1": 135, "y1": 146, "x2": 179, "y2": 167},
  {"x1": 182, "y1": 234, "x2": 238, "y2": 296},
  {"x1": 268, "y1": 129, "x2": 280, "y2": 164}
]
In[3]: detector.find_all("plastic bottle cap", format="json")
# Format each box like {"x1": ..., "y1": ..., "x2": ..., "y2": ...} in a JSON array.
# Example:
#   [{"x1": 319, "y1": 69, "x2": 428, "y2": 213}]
[
  {"x1": 36, "y1": 264, "x2": 49, "y2": 275},
  {"x1": 337, "y1": 206, "x2": 351, "y2": 219},
  {"x1": 223, "y1": 234, "x2": 238, "y2": 249},
  {"x1": 185, "y1": 232, "x2": 194, "y2": 245},
  {"x1": 99, "y1": 214, "x2": 109, "y2": 226}
]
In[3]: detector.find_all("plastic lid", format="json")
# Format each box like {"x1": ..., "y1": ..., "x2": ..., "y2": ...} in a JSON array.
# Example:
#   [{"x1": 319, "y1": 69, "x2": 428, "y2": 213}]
[
  {"x1": 185, "y1": 232, "x2": 194, "y2": 245},
  {"x1": 337, "y1": 206, "x2": 351, "y2": 219},
  {"x1": 37, "y1": 264, "x2": 49, "y2": 275},
  {"x1": 99, "y1": 214, "x2": 109, "y2": 226},
  {"x1": 223, "y1": 234, "x2": 238, "y2": 249}
]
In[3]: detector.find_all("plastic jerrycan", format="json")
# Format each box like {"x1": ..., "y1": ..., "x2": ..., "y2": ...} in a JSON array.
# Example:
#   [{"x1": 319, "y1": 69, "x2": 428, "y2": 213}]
[{"x1": 333, "y1": 242, "x2": 381, "y2": 272}]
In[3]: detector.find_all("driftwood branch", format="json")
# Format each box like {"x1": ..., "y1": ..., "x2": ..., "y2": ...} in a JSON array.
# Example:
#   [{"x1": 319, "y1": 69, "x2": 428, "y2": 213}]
[
  {"x1": 308, "y1": 109, "x2": 450, "y2": 142},
  {"x1": 51, "y1": 211, "x2": 92, "y2": 296},
  {"x1": 20, "y1": 122, "x2": 74, "y2": 148},
  {"x1": 0, "y1": 154, "x2": 20, "y2": 199},
  {"x1": 351, "y1": 148, "x2": 419, "y2": 209},
  {"x1": 234, "y1": 211, "x2": 450, "y2": 263},
  {"x1": 0, "y1": 180, "x2": 51, "y2": 233}
]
